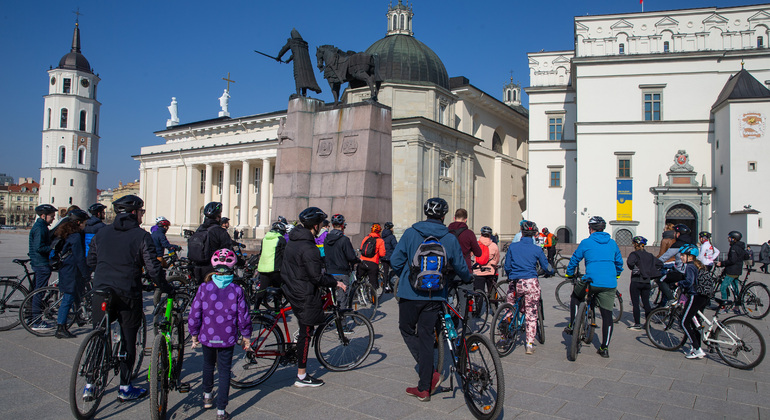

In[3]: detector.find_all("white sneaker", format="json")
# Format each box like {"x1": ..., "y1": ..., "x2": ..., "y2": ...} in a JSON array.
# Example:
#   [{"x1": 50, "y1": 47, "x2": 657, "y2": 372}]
[
  {"x1": 525, "y1": 343, "x2": 534, "y2": 355},
  {"x1": 685, "y1": 348, "x2": 706, "y2": 359}
]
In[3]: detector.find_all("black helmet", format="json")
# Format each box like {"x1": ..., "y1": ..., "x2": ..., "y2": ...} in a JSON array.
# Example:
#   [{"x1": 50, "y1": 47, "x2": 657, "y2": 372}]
[
  {"x1": 699, "y1": 231, "x2": 712, "y2": 240},
  {"x1": 331, "y1": 214, "x2": 346, "y2": 226},
  {"x1": 35, "y1": 204, "x2": 57, "y2": 216},
  {"x1": 88, "y1": 203, "x2": 107, "y2": 215},
  {"x1": 271, "y1": 221, "x2": 287, "y2": 235},
  {"x1": 674, "y1": 224, "x2": 691, "y2": 235},
  {"x1": 588, "y1": 216, "x2": 606, "y2": 231},
  {"x1": 68, "y1": 209, "x2": 89, "y2": 222},
  {"x1": 299, "y1": 207, "x2": 327, "y2": 227},
  {"x1": 220, "y1": 217, "x2": 230, "y2": 225},
  {"x1": 113, "y1": 195, "x2": 144, "y2": 214},
  {"x1": 480, "y1": 226, "x2": 493, "y2": 236},
  {"x1": 204, "y1": 202, "x2": 223, "y2": 218},
  {"x1": 384, "y1": 221, "x2": 394, "y2": 230},
  {"x1": 521, "y1": 220, "x2": 539, "y2": 235},
  {"x1": 728, "y1": 231, "x2": 743, "y2": 241},
  {"x1": 542, "y1": 227, "x2": 549, "y2": 234},
  {"x1": 423, "y1": 197, "x2": 449, "y2": 219},
  {"x1": 632, "y1": 236, "x2": 648, "y2": 245}
]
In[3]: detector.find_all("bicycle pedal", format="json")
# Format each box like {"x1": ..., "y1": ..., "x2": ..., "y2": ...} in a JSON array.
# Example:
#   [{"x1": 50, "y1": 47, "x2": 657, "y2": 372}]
[{"x1": 177, "y1": 382, "x2": 191, "y2": 393}]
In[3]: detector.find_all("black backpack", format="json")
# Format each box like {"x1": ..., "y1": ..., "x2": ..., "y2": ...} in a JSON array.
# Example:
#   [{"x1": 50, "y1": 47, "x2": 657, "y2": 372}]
[
  {"x1": 49, "y1": 237, "x2": 72, "y2": 271},
  {"x1": 694, "y1": 268, "x2": 718, "y2": 297},
  {"x1": 187, "y1": 225, "x2": 216, "y2": 264},
  {"x1": 361, "y1": 236, "x2": 378, "y2": 258}
]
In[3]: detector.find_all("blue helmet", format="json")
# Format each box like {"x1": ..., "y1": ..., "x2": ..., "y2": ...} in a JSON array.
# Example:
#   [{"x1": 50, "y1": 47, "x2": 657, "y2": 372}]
[{"x1": 679, "y1": 244, "x2": 699, "y2": 257}]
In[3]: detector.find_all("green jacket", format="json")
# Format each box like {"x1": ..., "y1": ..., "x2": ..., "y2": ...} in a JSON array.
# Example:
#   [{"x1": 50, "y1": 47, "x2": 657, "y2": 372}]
[
  {"x1": 258, "y1": 231, "x2": 286, "y2": 273},
  {"x1": 28, "y1": 218, "x2": 53, "y2": 267}
]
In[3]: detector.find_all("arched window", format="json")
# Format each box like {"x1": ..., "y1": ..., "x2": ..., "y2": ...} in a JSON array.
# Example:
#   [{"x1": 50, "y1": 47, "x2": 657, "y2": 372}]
[
  {"x1": 492, "y1": 132, "x2": 503, "y2": 154},
  {"x1": 400, "y1": 14, "x2": 405, "y2": 30},
  {"x1": 614, "y1": 229, "x2": 633, "y2": 246},
  {"x1": 79, "y1": 110, "x2": 87, "y2": 131},
  {"x1": 663, "y1": 41, "x2": 670, "y2": 52},
  {"x1": 513, "y1": 90, "x2": 517, "y2": 101},
  {"x1": 392, "y1": 15, "x2": 397, "y2": 31},
  {"x1": 507, "y1": 90, "x2": 511, "y2": 102},
  {"x1": 78, "y1": 147, "x2": 85, "y2": 165},
  {"x1": 759, "y1": 36, "x2": 765, "y2": 48},
  {"x1": 58, "y1": 146, "x2": 66, "y2": 164},
  {"x1": 60, "y1": 108, "x2": 68, "y2": 128},
  {"x1": 47, "y1": 109, "x2": 51, "y2": 129},
  {"x1": 45, "y1": 145, "x2": 49, "y2": 165}
]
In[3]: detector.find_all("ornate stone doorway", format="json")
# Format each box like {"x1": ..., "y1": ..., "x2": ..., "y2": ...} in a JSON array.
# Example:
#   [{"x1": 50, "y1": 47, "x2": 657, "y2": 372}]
[{"x1": 665, "y1": 204, "x2": 697, "y2": 234}]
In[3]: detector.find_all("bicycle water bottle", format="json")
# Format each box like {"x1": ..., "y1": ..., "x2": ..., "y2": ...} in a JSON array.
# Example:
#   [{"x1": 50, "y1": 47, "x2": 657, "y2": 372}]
[{"x1": 444, "y1": 313, "x2": 458, "y2": 340}]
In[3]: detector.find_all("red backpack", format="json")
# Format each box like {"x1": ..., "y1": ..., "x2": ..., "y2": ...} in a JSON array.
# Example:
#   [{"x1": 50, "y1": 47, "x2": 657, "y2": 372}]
[{"x1": 476, "y1": 241, "x2": 490, "y2": 266}]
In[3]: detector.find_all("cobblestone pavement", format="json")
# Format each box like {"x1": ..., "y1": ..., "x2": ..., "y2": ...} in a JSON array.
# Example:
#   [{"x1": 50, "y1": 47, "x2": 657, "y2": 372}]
[{"x1": 1, "y1": 231, "x2": 768, "y2": 419}]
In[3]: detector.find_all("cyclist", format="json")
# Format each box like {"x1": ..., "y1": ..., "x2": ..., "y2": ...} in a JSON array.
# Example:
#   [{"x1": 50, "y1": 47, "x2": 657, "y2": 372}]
[
  {"x1": 697, "y1": 231, "x2": 720, "y2": 267},
  {"x1": 84, "y1": 203, "x2": 107, "y2": 255},
  {"x1": 626, "y1": 236, "x2": 662, "y2": 331},
  {"x1": 472, "y1": 226, "x2": 500, "y2": 296},
  {"x1": 678, "y1": 244, "x2": 710, "y2": 359},
  {"x1": 28, "y1": 203, "x2": 57, "y2": 329},
  {"x1": 503, "y1": 220, "x2": 554, "y2": 354},
  {"x1": 86, "y1": 194, "x2": 170, "y2": 401},
  {"x1": 152, "y1": 216, "x2": 182, "y2": 267},
  {"x1": 565, "y1": 216, "x2": 623, "y2": 358},
  {"x1": 254, "y1": 221, "x2": 287, "y2": 309},
  {"x1": 189, "y1": 249, "x2": 252, "y2": 420},
  {"x1": 656, "y1": 224, "x2": 696, "y2": 305},
  {"x1": 448, "y1": 208, "x2": 482, "y2": 273},
  {"x1": 380, "y1": 221, "x2": 398, "y2": 293},
  {"x1": 280, "y1": 207, "x2": 346, "y2": 388},
  {"x1": 358, "y1": 223, "x2": 386, "y2": 293},
  {"x1": 192, "y1": 202, "x2": 239, "y2": 284},
  {"x1": 542, "y1": 227, "x2": 556, "y2": 266},
  {"x1": 391, "y1": 197, "x2": 471, "y2": 401},
  {"x1": 715, "y1": 230, "x2": 746, "y2": 306},
  {"x1": 315, "y1": 220, "x2": 330, "y2": 256},
  {"x1": 53, "y1": 209, "x2": 90, "y2": 339},
  {"x1": 324, "y1": 214, "x2": 360, "y2": 301}
]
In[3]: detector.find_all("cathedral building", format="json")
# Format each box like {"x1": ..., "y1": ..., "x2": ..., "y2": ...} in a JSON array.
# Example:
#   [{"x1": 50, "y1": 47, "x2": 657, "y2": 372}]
[{"x1": 136, "y1": 1, "x2": 529, "y2": 239}]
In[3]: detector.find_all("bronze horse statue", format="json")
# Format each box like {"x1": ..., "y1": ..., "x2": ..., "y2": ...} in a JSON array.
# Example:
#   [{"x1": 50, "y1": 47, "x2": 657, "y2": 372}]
[{"x1": 316, "y1": 45, "x2": 381, "y2": 105}]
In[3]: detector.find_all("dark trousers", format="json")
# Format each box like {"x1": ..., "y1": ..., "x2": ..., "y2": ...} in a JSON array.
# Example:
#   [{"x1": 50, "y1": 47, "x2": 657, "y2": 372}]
[
  {"x1": 381, "y1": 260, "x2": 393, "y2": 289},
  {"x1": 357, "y1": 260, "x2": 380, "y2": 290},
  {"x1": 473, "y1": 275, "x2": 496, "y2": 295},
  {"x1": 202, "y1": 345, "x2": 234, "y2": 411},
  {"x1": 546, "y1": 247, "x2": 556, "y2": 266},
  {"x1": 682, "y1": 294, "x2": 710, "y2": 349},
  {"x1": 398, "y1": 299, "x2": 441, "y2": 392},
  {"x1": 657, "y1": 269, "x2": 683, "y2": 303},
  {"x1": 255, "y1": 271, "x2": 282, "y2": 309},
  {"x1": 629, "y1": 281, "x2": 652, "y2": 324},
  {"x1": 194, "y1": 264, "x2": 214, "y2": 285},
  {"x1": 31, "y1": 264, "x2": 52, "y2": 316},
  {"x1": 92, "y1": 294, "x2": 143, "y2": 385},
  {"x1": 296, "y1": 321, "x2": 313, "y2": 370}
]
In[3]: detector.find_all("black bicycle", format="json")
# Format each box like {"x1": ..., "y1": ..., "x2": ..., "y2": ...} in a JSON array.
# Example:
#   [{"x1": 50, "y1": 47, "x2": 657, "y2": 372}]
[
  {"x1": 567, "y1": 276, "x2": 601, "y2": 362},
  {"x1": 554, "y1": 276, "x2": 623, "y2": 323},
  {"x1": 0, "y1": 259, "x2": 39, "y2": 331},
  {"x1": 713, "y1": 267, "x2": 770, "y2": 319}
]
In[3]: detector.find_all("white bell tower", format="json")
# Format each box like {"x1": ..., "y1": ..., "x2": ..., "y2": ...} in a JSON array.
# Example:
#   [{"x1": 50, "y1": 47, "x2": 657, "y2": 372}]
[
  {"x1": 39, "y1": 22, "x2": 100, "y2": 211},
  {"x1": 387, "y1": 0, "x2": 413, "y2": 36},
  {"x1": 503, "y1": 77, "x2": 521, "y2": 107}
]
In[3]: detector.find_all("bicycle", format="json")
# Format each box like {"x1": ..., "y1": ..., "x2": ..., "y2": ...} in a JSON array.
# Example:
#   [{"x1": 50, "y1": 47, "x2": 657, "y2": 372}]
[
  {"x1": 69, "y1": 289, "x2": 148, "y2": 420},
  {"x1": 229, "y1": 286, "x2": 374, "y2": 388},
  {"x1": 18, "y1": 283, "x2": 95, "y2": 336},
  {"x1": 646, "y1": 297, "x2": 765, "y2": 369},
  {"x1": 446, "y1": 281, "x2": 489, "y2": 334},
  {"x1": 148, "y1": 288, "x2": 189, "y2": 420},
  {"x1": 713, "y1": 267, "x2": 770, "y2": 319},
  {"x1": 554, "y1": 276, "x2": 624, "y2": 323},
  {"x1": 0, "y1": 259, "x2": 40, "y2": 331},
  {"x1": 489, "y1": 284, "x2": 544, "y2": 356},
  {"x1": 552, "y1": 248, "x2": 571, "y2": 277},
  {"x1": 567, "y1": 277, "x2": 603, "y2": 362},
  {"x1": 346, "y1": 271, "x2": 379, "y2": 321},
  {"x1": 434, "y1": 288, "x2": 505, "y2": 420}
]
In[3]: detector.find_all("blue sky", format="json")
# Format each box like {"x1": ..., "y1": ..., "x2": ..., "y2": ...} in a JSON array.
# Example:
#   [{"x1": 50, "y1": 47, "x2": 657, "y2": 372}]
[{"x1": 0, "y1": 0, "x2": 752, "y2": 189}]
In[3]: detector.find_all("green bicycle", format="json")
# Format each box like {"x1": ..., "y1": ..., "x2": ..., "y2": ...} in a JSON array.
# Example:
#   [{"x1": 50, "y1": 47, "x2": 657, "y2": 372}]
[{"x1": 148, "y1": 289, "x2": 189, "y2": 420}]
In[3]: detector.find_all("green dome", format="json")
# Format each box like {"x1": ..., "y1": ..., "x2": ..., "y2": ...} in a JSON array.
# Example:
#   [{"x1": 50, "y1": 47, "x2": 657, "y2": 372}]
[{"x1": 366, "y1": 34, "x2": 449, "y2": 90}]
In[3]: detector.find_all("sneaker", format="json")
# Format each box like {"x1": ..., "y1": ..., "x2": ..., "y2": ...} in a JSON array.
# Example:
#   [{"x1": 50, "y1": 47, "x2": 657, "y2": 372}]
[
  {"x1": 563, "y1": 326, "x2": 573, "y2": 335},
  {"x1": 203, "y1": 394, "x2": 214, "y2": 409},
  {"x1": 627, "y1": 324, "x2": 643, "y2": 331},
  {"x1": 216, "y1": 412, "x2": 230, "y2": 420},
  {"x1": 294, "y1": 375, "x2": 324, "y2": 388},
  {"x1": 118, "y1": 385, "x2": 148, "y2": 401},
  {"x1": 430, "y1": 370, "x2": 440, "y2": 394},
  {"x1": 31, "y1": 321, "x2": 50, "y2": 332},
  {"x1": 525, "y1": 344, "x2": 534, "y2": 355},
  {"x1": 82, "y1": 385, "x2": 94, "y2": 402},
  {"x1": 685, "y1": 348, "x2": 706, "y2": 359},
  {"x1": 406, "y1": 387, "x2": 430, "y2": 401},
  {"x1": 597, "y1": 346, "x2": 609, "y2": 358}
]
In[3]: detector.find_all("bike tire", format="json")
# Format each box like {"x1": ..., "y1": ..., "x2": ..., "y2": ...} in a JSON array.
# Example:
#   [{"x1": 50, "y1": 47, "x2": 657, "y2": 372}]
[
  {"x1": 536, "y1": 299, "x2": 545, "y2": 345},
  {"x1": 650, "y1": 281, "x2": 661, "y2": 306},
  {"x1": 490, "y1": 280, "x2": 509, "y2": 310},
  {"x1": 149, "y1": 334, "x2": 169, "y2": 420},
  {"x1": 434, "y1": 325, "x2": 448, "y2": 384},
  {"x1": 714, "y1": 318, "x2": 766, "y2": 370},
  {"x1": 0, "y1": 280, "x2": 27, "y2": 331},
  {"x1": 555, "y1": 279, "x2": 572, "y2": 310},
  {"x1": 583, "y1": 307, "x2": 595, "y2": 345},
  {"x1": 645, "y1": 306, "x2": 686, "y2": 351},
  {"x1": 171, "y1": 315, "x2": 185, "y2": 381},
  {"x1": 468, "y1": 291, "x2": 489, "y2": 334},
  {"x1": 19, "y1": 286, "x2": 61, "y2": 336},
  {"x1": 230, "y1": 315, "x2": 283, "y2": 388},
  {"x1": 555, "y1": 257, "x2": 570, "y2": 278},
  {"x1": 447, "y1": 287, "x2": 462, "y2": 315},
  {"x1": 69, "y1": 329, "x2": 108, "y2": 420},
  {"x1": 132, "y1": 315, "x2": 147, "y2": 381},
  {"x1": 613, "y1": 292, "x2": 623, "y2": 323},
  {"x1": 347, "y1": 282, "x2": 378, "y2": 322},
  {"x1": 740, "y1": 282, "x2": 770, "y2": 320},
  {"x1": 489, "y1": 303, "x2": 518, "y2": 357},
  {"x1": 459, "y1": 333, "x2": 505, "y2": 420},
  {"x1": 315, "y1": 311, "x2": 374, "y2": 372},
  {"x1": 568, "y1": 302, "x2": 586, "y2": 361}
]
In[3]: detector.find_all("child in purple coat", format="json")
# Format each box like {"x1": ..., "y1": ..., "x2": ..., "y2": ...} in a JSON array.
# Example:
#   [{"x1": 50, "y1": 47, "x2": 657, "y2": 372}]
[{"x1": 189, "y1": 249, "x2": 252, "y2": 420}]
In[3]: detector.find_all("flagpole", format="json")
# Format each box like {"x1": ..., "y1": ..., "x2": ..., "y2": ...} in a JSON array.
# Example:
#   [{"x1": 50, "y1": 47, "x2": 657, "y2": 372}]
[{"x1": 641, "y1": 0, "x2": 644, "y2": 13}]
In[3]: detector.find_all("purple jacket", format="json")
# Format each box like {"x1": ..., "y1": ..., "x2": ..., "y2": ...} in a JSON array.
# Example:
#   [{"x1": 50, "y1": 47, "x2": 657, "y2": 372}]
[{"x1": 188, "y1": 281, "x2": 252, "y2": 348}]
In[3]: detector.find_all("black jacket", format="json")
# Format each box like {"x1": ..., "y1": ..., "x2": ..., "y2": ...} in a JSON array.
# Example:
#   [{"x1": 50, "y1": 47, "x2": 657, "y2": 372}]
[
  {"x1": 195, "y1": 218, "x2": 237, "y2": 265},
  {"x1": 87, "y1": 213, "x2": 164, "y2": 299},
  {"x1": 723, "y1": 240, "x2": 747, "y2": 276},
  {"x1": 323, "y1": 229, "x2": 360, "y2": 275},
  {"x1": 627, "y1": 249, "x2": 663, "y2": 282},
  {"x1": 281, "y1": 225, "x2": 337, "y2": 325},
  {"x1": 381, "y1": 228, "x2": 398, "y2": 261}
]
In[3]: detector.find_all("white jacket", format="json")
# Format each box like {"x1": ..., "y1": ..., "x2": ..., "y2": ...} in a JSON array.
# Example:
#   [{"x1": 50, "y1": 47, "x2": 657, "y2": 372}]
[{"x1": 699, "y1": 241, "x2": 720, "y2": 266}]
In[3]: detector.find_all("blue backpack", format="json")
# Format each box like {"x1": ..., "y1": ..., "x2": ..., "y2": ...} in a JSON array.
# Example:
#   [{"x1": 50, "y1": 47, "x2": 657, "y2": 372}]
[{"x1": 409, "y1": 236, "x2": 448, "y2": 292}]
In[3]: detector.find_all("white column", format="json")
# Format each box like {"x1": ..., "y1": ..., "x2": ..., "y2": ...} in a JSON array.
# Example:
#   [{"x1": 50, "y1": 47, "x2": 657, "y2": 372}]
[
  {"x1": 169, "y1": 165, "x2": 178, "y2": 226},
  {"x1": 204, "y1": 163, "x2": 213, "y2": 205},
  {"x1": 239, "y1": 160, "x2": 251, "y2": 230},
  {"x1": 184, "y1": 164, "x2": 194, "y2": 227},
  {"x1": 259, "y1": 158, "x2": 271, "y2": 227},
  {"x1": 222, "y1": 161, "x2": 232, "y2": 217},
  {"x1": 151, "y1": 167, "x2": 159, "y2": 224}
]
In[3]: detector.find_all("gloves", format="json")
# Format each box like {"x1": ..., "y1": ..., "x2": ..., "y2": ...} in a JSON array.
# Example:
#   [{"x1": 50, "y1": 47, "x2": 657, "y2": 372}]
[{"x1": 564, "y1": 273, "x2": 573, "y2": 279}]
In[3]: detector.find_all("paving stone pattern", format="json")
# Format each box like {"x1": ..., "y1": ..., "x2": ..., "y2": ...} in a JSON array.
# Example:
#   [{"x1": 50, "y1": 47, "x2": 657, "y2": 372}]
[{"x1": 1, "y1": 232, "x2": 768, "y2": 419}]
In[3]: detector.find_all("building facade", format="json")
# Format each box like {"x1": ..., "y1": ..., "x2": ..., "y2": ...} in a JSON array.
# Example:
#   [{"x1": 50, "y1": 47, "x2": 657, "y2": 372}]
[
  {"x1": 527, "y1": 4, "x2": 770, "y2": 245},
  {"x1": 0, "y1": 178, "x2": 40, "y2": 227}
]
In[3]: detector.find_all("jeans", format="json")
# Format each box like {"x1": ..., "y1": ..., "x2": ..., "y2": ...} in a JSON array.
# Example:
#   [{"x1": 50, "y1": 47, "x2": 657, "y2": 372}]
[
  {"x1": 202, "y1": 345, "x2": 234, "y2": 411},
  {"x1": 399, "y1": 299, "x2": 441, "y2": 392},
  {"x1": 31, "y1": 265, "x2": 52, "y2": 317},
  {"x1": 57, "y1": 292, "x2": 77, "y2": 325},
  {"x1": 721, "y1": 275, "x2": 740, "y2": 300}
]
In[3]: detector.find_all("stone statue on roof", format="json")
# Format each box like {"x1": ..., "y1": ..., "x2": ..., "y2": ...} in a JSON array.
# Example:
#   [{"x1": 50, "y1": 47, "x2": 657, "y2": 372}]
[
  {"x1": 276, "y1": 28, "x2": 322, "y2": 97},
  {"x1": 167, "y1": 97, "x2": 179, "y2": 128},
  {"x1": 218, "y1": 89, "x2": 230, "y2": 117}
]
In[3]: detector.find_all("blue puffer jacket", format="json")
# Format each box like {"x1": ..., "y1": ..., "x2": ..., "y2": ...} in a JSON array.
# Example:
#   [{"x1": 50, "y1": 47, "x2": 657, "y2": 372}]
[
  {"x1": 83, "y1": 216, "x2": 106, "y2": 256},
  {"x1": 28, "y1": 218, "x2": 53, "y2": 267},
  {"x1": 566, "y1": 231, "x2": 623, "y2": 288},
  {"x1": 381, "y1": 228, "x2": 398, "y2": 261},
  {"x1": 391, "y1": 219, "x2": 471, "y2": 301},
  {"x1": 504, "y1": 236, "x2": 554, "y2": 280}
]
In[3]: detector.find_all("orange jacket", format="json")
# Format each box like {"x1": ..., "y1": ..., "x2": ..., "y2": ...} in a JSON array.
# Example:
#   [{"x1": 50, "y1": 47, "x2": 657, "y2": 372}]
[
  {"x1": 544, "y1": 233, "x2": 555, "y2": 248},
  {"x1": 360, "y1": 233, "x2": 386, "y2": 264}
]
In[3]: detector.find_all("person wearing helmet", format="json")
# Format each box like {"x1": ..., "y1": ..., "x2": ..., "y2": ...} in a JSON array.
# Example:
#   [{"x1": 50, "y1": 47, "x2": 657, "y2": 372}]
[
  {"x1": 390, "y1": 197, "x2": 471, "y2": 401},
  {"x1": 254, "y1": 222, "x2": 288, "y2": 309},
  {"x1": 565, "y1": 216, "x2": 623, "y2": 358},
  {"x1": 502, "y1": 220, "x2": 554, "y2": 354},
  {"x1": 86, "y1": 194, "x2": 169, "y2": 401},
  {"x1": 541, "y1": 227, "x2": 557, "y2": 266},
  {"x1": 678, "y1": 244, "x2": 710, "y2": 359},
  {"x1": 191, "y1": 202, "x2": 240, "y2": 284},
  {"x1": 512, "y1": 219, "x2": 529, "y2": 244},
  {"x1": 655, "y1": 224, "x2": 697, "y2": 305},
  {"x1": 697, "y1": 231, "x2": 720, "y2": 267},
  {"x1": 189, "y1": 249, "x2": 252, "y2": 419},
  {"x1": 281, "y1": 207, "x2": 346, "y2": 388},
  {"x1": 380, "y1": 222, "x2": 399, "y2": 293},
  {"x1": 314, "y1": 220, "x2": 331, "y2": 256},
  {"x1": 28, "y1": 204, "x2": 58, "y2": 317},
  {"x1": 473, "y1": 226, "x2": 500, "y2": 297},
  {"x1": 51, "y1": 209, "x2": 90, "y2": 339},
  {"x1": 324, "y1": 214, "x2": 361, "y2": 300},
  {"x1": 358, "y1": 223, "x2": 387, "y2": 293},
  {"x1": 84, "y1": 203, "x2": 107, "y2": 255},
  {"x1": 151, "y1": 217, "x2": 182, "y2": 265},
  {"x1": 626, "y1": 236, "x2": 663, "y2": 331},
  {"x1": 716, "y1": 231, "x2": 746, "y2": 303}
]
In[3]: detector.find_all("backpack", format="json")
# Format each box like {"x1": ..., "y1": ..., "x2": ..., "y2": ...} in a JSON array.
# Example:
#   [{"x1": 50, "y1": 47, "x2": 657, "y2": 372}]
[
  {"x1": 409, "y1": 236, "x2": 448, "y2": 292},
  {"x1": 49, "y1": 237, "x2": 72, "y2": 271},
  {"x1": 476, "y1": 241, "x2": 490, "y2": 266},
  {"x1": 361, "y1": 236, "x2": 378, "y2": 258},
  {"x1": 187, "y1": 225, "x2": 216, "y2": 264},
  {"x1": 551, "y1": 234, "x2": 559, "y2": 247},
  {"x1": 694, "y1": 268, "x2": 718, "y2": 297}
]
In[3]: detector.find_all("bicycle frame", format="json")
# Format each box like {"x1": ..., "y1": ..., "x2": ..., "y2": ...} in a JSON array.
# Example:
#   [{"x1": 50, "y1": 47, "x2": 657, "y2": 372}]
[
  {"x1": 439, "y1": 289, "x2": 476, "y2": 391},
  {"x1": 695, "y1": 310, "x2": 741, "y2": 348}
]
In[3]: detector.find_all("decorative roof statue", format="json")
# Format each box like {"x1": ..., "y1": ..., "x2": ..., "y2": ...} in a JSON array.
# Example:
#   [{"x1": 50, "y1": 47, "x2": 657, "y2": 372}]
[
  {"x1": 167, "y1": 97, "x2": 179, "y2": 128},
  {"x1": 316, "y1": 44, "x2": 382, "y2": 105},
  {"x1": 218, "y1": 89, "x2": 230, "y2": 117},
  {"x1": 276, "y1": 29, "x2": 322, "y2": 97}
]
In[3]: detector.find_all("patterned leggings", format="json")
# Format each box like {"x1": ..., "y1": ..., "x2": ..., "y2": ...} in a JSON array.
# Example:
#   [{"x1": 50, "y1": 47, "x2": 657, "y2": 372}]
[{"x1": 509, "y1": 278, "x2": 541, "y2": 345}]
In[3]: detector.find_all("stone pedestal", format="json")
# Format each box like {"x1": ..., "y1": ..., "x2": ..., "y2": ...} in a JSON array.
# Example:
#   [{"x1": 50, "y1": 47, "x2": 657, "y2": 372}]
[{"x1": 272, "y1": 97, "x2": 392, "y2": 245}]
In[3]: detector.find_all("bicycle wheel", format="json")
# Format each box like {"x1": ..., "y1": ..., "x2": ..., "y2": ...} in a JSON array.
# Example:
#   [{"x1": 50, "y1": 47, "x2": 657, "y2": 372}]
[
  {"x1": 459, "y1": 333, "x2": 505, "y2": 420},
  {"x1": 434, "y1": 325, "x2": 448, "y2": 384},
  {"x1": 19, "y1": 286, "x2": 61, "y2": 336},
  {"x1": 231, "y1": 315, "x2": 283, "y2": 388},
  {"x1": 170, "y1": 316, "x2": 185, "y2": 380},
  {"x1": 582, "y1": 307, "x2": 595, "y2": 345},
  {"x1": 650, "y1": 281, "x2": 661, "y2": 306},
  {"x1": 555, "y1": 258, "x2": 570, "y2": 277},
  {"x1": 490, "y1": 303, "x2": 518, "y2": 357},
  {"x1": 149, "y1": 334, "x2": 169, "y2": 420},
  {"x1": 714, "y1": 318, "x2": 766, "y2": 370},
  {"x1": 490, "y1": 280, "x2": 509, "y2": 310},
  {"x1": 467, "y1": 291, "x2": 489, "y2": 334},
  {"x1": 568, "y1": 302, "x2": 586, "y2": 361},
  {"x1": 69, "y1": 329, "x2": 109, "y2": 420},
  {"x1": 447, "y1": 287, "x2": 462, "y2": 315},
  {"x1": 0, "y1": 280, "x2": 27, "y2": 331},
  {"x1": 132, "y1": 315, "x2": 147, "y2": 380},
  {"x1": 645, "y1": 307, "x2": 686, "y2": 351},
  {"x1": 348, "y1": 282, "x2": 378, "y2": 321},
  {"x1": 315, "y1": 311, "x2": 374, "y2": 372},
  {"x1": 554, "y1": 279, "x2": 572, "y2": 310},
  {"x1": 740, "y1": 282, "x2": 770, "y2": 320},
  {"x1": 613, "y1": 292, "x2": 623, "y2": 323},
  {"x1": 536, "y1": 299, "x2": 545, "y2": 345}
]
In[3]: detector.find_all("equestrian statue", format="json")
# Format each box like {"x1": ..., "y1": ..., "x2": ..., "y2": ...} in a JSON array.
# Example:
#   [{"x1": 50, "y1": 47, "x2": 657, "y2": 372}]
[{"x1": 316, "y1": 45, "x2": 381, "y2": 105}]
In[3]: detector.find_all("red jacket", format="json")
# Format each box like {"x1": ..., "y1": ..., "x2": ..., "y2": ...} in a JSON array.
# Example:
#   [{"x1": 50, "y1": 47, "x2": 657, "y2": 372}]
[{"x1": 360, "y1": 233, "x2": 386, "y2": 264}]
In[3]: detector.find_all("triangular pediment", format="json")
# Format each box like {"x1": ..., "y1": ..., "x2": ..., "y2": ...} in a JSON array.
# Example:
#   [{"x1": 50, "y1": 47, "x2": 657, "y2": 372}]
[
  {"x1": 611, "y1": 19, "x2": 634, "y2": 30},
  {"x1": 703, "y1": 13, "x2": 728, "y2": 25},
  {"x1": 655, "y1": 16, "x2": 679, "y2": 27},
  {"x1": 553, "y1": 56, "x2": 571, "y2": 64},
  {"x1": 575, "y1": 22, "x2": 589, "y2": 32},
  {"x1": 748, "y1": 10, "x2": 770, "y2": 22},
  {"x1": 528, "y1": 57, "x2": 540, "y2": 65}
]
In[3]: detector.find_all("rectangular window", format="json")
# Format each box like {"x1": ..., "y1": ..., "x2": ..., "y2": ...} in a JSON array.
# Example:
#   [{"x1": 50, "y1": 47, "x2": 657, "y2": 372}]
[
  {"x1": 549, "y1": 169, "x2": 561, "y2": 187},
  {"x1": 439, "y1": 159, "x2": 450, "y2": 178},
  {"x1": 217, "y1": 170, "x2": 223, "y2": 195},
  {"x1": 60, "y1": 109, "x2": 68, "y2": 128},
  {"x1": 63, "y1": 78, "x2": 71, "y2": 94},
  {"x1": 235, "y1": 169, "x2": 242, "y2": 194},
  {"x1": 438, "y1": 104, "x2": 447, "y2": 125},
  {"x1": 16, "y1": 206, "x2": 20, "y2": 211},
  {"x1": 28, "y1": 205, "x2": 33, "y2": 210},
  {"x1": 53, "y1": 178, "x2": 57, "y2": 185},
  {"x1": 619, "y1": 43, "x2": 625, "y2": 54},
  {"x1": 618, "y1": 158, "x2": 631, "y2": 178},
  {"x1": 644, "y1": 93, "x2": 661, "y2": 121},
  {"x1": 254, "y1": 168, "x2": 261, "y2": 194},
  {"x1": 748, "y1": 161, "x2": 757, "y2": 171},
  {"x1": 663, "y1": 41, "x2": 670, "y2": 52},
  {"x1": 548, "y1": 117, "x2": 564, "y2": 140},
  {"x1": 759, "y1": 37, "x2": 765, "y2": 48},
  {"x1": 200, "y1": 168, "x2": 206, "y2": 194},
  {"x1": 69, "y1": 179, "x2": 74, "y2": 186}
]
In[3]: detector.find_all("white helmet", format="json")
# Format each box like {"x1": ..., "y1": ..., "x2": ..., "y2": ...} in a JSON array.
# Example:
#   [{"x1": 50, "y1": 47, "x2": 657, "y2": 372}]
[{"x1": 155, "y1": 216, "x2": 169, "y2": 224}]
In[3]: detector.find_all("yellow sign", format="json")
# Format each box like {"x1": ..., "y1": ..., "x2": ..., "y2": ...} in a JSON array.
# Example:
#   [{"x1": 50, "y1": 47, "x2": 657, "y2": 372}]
[{"x1": 616, "y1": 180, "x2": 632, "y2": 221}]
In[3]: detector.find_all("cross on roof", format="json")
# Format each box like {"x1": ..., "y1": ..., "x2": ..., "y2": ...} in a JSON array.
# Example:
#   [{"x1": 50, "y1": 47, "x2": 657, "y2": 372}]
[
  {"x1": 73, "y1": 7, "x2": 83, "y2": 25},
  {"x1": 222, "y1": 72, "x2": 236, "y2": 92}
]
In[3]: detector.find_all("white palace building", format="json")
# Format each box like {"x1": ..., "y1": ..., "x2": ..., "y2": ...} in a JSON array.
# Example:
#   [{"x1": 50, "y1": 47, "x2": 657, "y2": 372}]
[{"x1": 527, "y1": 3, "x2": 770, "y2": 246}]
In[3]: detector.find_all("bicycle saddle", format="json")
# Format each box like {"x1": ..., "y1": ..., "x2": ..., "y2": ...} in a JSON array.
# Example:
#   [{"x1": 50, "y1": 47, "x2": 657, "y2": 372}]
[
  {"x1": 13, "y1": 259, "x2": 30, "y2": 265},
  {"x1": 264, "y1": 287, "x2": 284, "y2": 299}
]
